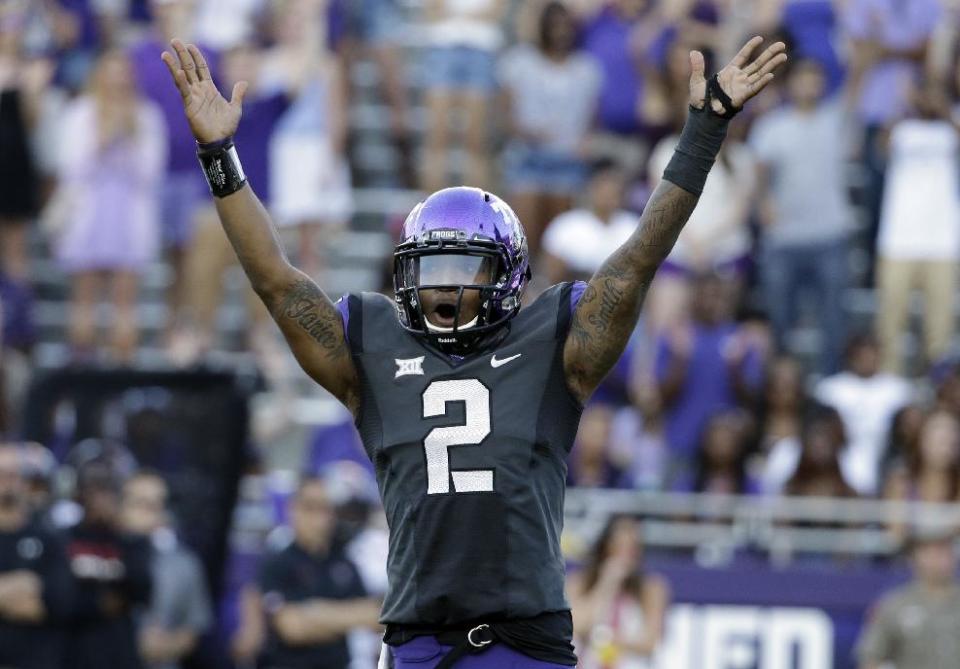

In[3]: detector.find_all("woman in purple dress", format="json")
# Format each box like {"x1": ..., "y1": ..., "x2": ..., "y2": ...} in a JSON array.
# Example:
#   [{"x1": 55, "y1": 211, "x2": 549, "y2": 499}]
[{"x1": 55, "y1": 49, "x2": 166, "y2": 362}]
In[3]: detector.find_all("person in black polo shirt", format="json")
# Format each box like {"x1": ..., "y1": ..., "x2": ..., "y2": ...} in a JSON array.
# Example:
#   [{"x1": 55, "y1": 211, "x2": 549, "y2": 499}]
[
  {"x1": 257, "y1": 475, "x2": 381, "y2": 669},
  {"x1": 0, "y1": 444, "x2": 73, "y2": 669},
  {"x1": 63, "y1": 453, "x2": 152, "y2": 669}
]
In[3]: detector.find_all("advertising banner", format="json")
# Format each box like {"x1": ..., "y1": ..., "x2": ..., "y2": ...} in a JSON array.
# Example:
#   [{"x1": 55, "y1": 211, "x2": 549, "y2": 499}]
[{"x1": 645, "y1": 557, "x2": 910, "y2": 669}]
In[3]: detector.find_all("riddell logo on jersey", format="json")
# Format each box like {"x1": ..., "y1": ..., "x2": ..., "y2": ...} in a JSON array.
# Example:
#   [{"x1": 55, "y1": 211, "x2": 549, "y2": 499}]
[{"x1": 395, "y1": 356, "x2": 425, "y2": 378}]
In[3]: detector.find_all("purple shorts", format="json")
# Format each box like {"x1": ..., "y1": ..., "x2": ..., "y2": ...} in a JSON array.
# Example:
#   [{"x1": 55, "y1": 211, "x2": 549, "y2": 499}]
[{"x1": 389, "y1": 636, "x2": 573, "y2": 669}]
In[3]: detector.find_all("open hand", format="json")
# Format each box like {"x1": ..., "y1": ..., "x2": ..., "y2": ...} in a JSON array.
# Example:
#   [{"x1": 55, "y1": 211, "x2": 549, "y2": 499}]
[
  {"x1": 688, "y1": 36, "x2": 787, "y2": 113},
  {"x1": 161, "y1": 39, "x2": 248, "y2": 144}
]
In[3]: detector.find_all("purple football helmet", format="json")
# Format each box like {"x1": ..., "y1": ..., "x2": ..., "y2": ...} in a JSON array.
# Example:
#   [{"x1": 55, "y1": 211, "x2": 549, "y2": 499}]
[{"x1": 393, "y1": 187, "x2": 531, "y2": 352}]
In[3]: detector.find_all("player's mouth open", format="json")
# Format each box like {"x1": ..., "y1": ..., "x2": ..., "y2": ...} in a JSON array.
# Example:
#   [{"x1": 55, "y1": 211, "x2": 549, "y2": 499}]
[{"x1": 431, "y1": 302, "x2": 458, "y2": 327}]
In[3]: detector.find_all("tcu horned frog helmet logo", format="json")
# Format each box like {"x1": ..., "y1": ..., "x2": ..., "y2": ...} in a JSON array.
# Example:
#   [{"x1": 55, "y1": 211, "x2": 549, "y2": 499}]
[{"x1": 392, "y1": 187, "x2": 531, "y2": 353}]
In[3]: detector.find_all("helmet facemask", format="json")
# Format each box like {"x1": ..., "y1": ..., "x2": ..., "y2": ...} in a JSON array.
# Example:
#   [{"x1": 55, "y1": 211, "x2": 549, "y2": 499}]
[{"x1": 394, "y1": 239, "x2": 523, "y2": 355}]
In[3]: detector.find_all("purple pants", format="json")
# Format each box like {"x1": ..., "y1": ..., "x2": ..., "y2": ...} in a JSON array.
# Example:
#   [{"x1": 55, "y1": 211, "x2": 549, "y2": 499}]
[{"x1": 389, "y1": 636, "x2": 574, "y2": 669}]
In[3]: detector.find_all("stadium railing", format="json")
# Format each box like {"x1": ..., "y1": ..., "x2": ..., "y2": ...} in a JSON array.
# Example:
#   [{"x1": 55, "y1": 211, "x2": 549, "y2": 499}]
[{"x1": 564, "y1": 488, "x2": 960, "y2": 561}]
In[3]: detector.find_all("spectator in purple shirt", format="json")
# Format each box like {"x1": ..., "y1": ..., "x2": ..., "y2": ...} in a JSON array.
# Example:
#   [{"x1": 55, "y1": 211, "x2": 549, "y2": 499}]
[
  {"x1": 581, "y1": 0, "x2": 646, "y2": 134},
  {"x1": 846, "y1": 0, "x2": 940, "y2": 127},
  {"x1": 221, "y1": 47, "x2": 289, "y2": 204},
  {"x1": 745, "y1": 0, "x2": 846, "y2": 95},
  {"x1": 781, "y1": 0, "x2": 844, "y2": 94},
  {"x1": 655, "y1": 273, "x2": 766, "y2": 463},
  {"x1": 129, "y1": 0, "x2": 219, "y2": 338},
  {"x1": 843, "y1": 0, "x2": 941, "y2": 281},
  {"x1": 579, "y1": 0, "x2": 650, "y2": 174}
]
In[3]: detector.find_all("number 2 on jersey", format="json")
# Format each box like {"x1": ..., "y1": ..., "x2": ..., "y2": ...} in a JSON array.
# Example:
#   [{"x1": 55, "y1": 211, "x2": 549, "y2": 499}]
[{"x1": 422, "y1": 379, "x2": 494, "y2": 494}]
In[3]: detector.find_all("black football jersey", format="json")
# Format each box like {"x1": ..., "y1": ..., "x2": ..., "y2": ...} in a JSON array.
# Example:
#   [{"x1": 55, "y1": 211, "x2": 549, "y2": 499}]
[{"x1": 342, "y1": 282, "x2": 582, "y2": 626}]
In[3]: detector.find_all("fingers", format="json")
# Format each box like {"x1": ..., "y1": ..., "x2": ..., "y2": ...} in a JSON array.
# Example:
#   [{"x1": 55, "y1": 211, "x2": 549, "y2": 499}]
[
  {"x1": 230, "y1": 80, "x2": 249, "y2": 109},
  {"x1": 731, "y1": 35, "x2": 764, "y2": 68},
  {"x1": 161, "y1": 51, "x2": 191, "y2": 101},
  {"x1": 748, "y1": 52, "x2": 788, "y2": 84},
  {"x1": 186, "y1": 43, "x2": 211, "y2": 82},
  {"x1": 748, "y1": 72, "x2": 777, "y2": 97},
  {"x1": 744, "y1": 41, "x2": 787, "y2": 76},
  {"x1": 170, "y1": 39, "x2": 197, "y2": 85},
  {"x1": 689, "y1": 50, "x2": 706, "y2": 83}
]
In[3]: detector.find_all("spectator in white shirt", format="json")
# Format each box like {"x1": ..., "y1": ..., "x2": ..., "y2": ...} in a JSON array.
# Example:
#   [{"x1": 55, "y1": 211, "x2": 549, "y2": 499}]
[
  {"x1": 193, "y1": 0, "x2": 265, "y2": 51},
  {"x1": 876, "y1": 79, "x2": 960, "y2": 374},
  {"x1": 541, "y1": 159, "x2": 637, "y2": 285},
  {"x1": 815, "y1": 334, "x2": 914, "y2": 496}
]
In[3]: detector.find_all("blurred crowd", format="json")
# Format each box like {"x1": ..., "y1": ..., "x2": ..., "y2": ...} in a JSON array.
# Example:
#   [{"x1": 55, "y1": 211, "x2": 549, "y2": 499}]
[
  {"x1": 0, "y1": 438, "x2": 392, "y2": 669},
  {"x1": 4, "y1": 0, "x2": 960, "y2": 667}
]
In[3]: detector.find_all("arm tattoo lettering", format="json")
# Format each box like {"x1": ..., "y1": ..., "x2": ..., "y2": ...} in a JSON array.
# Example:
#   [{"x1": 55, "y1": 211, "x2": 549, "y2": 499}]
[
  {"x1": 565, "y1": 181, "x2": 699, "y2": 401},
  {"x1": 271, "y1": 277, "x2": 360, "y2": 414},
  {"x1": 277, "y1": 279, "x2": 345, "y2": 357},
  {"x1": 586, "y1": 278, "x2": 626, "y2": 334}
]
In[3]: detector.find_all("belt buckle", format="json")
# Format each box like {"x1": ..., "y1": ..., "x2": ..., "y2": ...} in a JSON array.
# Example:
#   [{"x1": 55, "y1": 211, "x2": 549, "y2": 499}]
[{"x1": 467, "y1": 624, "x2": 492, "y2": 648}]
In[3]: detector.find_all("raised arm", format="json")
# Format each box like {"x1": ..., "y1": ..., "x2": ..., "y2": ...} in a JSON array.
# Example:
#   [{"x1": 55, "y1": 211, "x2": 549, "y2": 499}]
[
  {"x1": 564, "y1": 37, "x2": 786, "y2": 403},
  {"x1": 161, "y1": 40, "x2": 359, "y2": 413}
]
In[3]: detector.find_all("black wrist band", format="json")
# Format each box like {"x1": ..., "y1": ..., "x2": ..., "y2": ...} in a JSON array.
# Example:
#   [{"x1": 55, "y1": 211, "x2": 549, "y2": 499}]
[
  {"x1": 197, "y1": 137, "x2": 247, "y2": 198},
  {"x1": 662, "y1": 104, "x2": 730, "y2": 196},
  {"x1": 197, "y1": 136, "x2": 234, "y2": 152},
  {"x1": 707, "y1": 74, "x2": 740, "y2": 120}
]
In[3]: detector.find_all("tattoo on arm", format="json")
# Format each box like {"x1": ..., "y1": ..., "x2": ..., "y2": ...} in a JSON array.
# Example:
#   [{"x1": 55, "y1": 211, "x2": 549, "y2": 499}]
[
  {"x1": 634, "y1": 185, "x2": 700, "y2": 258},
  {"x1": 565, "y1": 181, "x2": 699, "y2": 401},
  {"x1": 267, "y1": 277, "x2": 359, "y2": 413},
  {"x1": 587, "y1": 278, "x2": 626, "y2": 335},
  {"x1": 277, "y1": 279, "x2": 345, "y2": 356}
]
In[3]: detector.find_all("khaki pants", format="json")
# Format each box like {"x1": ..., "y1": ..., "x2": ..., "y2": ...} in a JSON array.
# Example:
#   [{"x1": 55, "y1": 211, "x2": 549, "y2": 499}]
[
  {"x1": 876, "y1": 257, "x2": 958, "y2": 373},
  {"x1": 184, "y1": 207, "x2": 269, "y2": 340}
]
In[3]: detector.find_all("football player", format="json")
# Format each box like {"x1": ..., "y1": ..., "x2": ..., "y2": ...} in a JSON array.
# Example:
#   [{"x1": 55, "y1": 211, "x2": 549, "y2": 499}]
[{"x1": 162, "y1": 35, "x2": 785, "y2": 669}]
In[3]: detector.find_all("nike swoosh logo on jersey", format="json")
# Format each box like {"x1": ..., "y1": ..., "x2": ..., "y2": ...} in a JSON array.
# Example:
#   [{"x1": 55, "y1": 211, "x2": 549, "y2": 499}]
[{"x1": 490, "y1": 353, "x2": 522, "y2": 368}]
